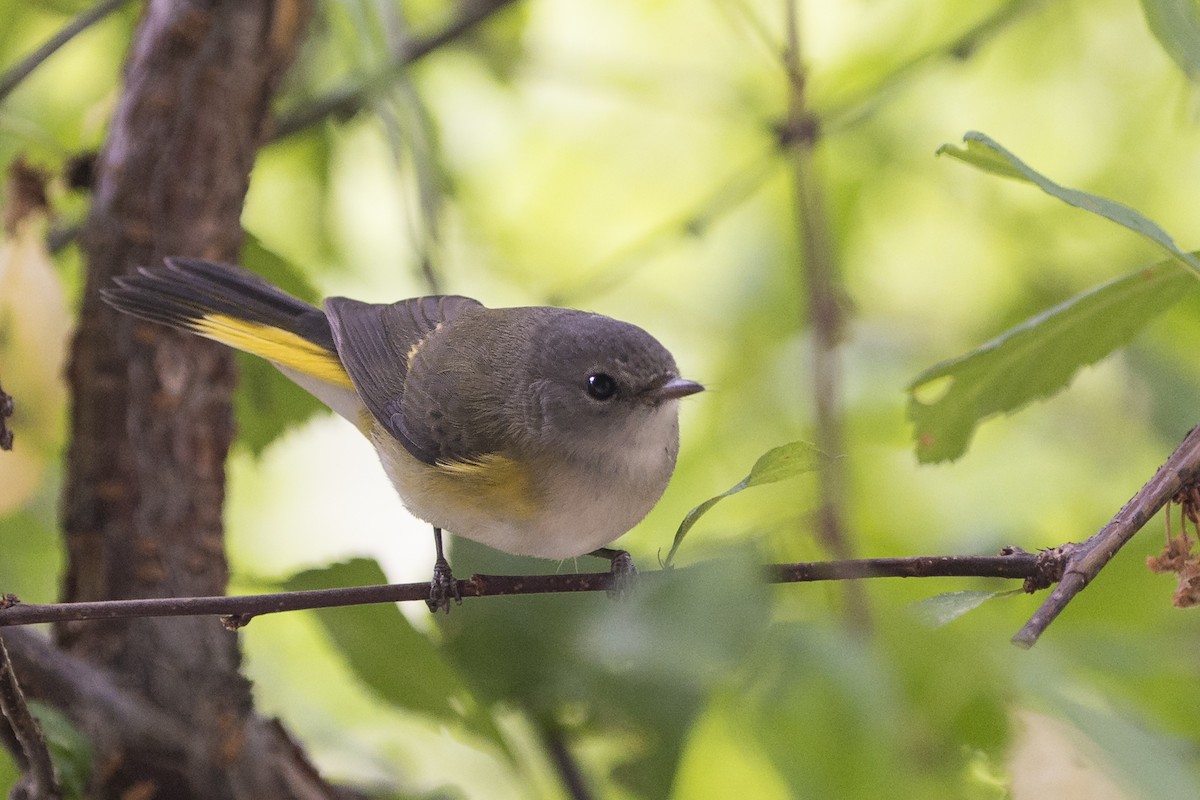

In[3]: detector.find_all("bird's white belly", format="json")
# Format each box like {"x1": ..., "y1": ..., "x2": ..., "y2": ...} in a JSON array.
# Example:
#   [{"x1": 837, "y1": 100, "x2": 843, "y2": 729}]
[{"x1": 370, "y1": 411, "x2": 680, "y2": 559}]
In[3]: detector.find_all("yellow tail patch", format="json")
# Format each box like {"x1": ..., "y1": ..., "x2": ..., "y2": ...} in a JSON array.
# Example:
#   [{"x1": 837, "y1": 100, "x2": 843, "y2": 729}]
[{"x1": 192, "y1": 314, "x2": 353, "y2": 388}]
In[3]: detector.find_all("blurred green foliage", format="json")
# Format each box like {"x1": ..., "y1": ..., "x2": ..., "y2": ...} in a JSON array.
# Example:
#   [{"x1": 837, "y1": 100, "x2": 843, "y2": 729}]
[{"x1": 4, "y1": 0, "x2": 1200, "y2": 797}]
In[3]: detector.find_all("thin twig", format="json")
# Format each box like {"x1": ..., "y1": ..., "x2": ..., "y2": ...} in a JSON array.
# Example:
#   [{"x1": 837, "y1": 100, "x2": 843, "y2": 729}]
[
  {"x1": 781, "y1": 0, "x2": 870, "y2": 630},
  {"x1": 0, "y1": 669, "x2": 26, "y2": 774},
  {"x1": 270, "y1": 0, "x2": 519, "y2": 141},
  {"x1": 0, "y1": 0, "x2": 133, "y2": 103},
  {"x1": 0, "y1": 635, "x2": 61, "y2": 799},
  {"x1": 1012, "y1": 426, "x2": 1200, "y2": 648},
  {"x1": 538, "y1": 720, "x2": 595, "y2": 800},
  {"x1": 0, "y1": 552, "x2": 1044, "y2": 629},
  {"x1": 0, "y1": 378, "x2": 13, "y2": 451}
]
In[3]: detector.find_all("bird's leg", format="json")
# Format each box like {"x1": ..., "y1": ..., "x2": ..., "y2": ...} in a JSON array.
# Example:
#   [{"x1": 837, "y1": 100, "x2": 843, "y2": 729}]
[
  {"x1": 427, "y1": 527, "x2": 462, "y2": 613},
  {"x1": 589, "y1": 546, "x2": 637, "y2": 598}
]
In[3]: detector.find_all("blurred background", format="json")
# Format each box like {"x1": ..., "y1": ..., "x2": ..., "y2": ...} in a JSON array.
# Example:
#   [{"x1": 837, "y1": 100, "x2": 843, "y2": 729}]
[{"x1": 3, "y1": 0, "x2": 1200, "y2": 796}]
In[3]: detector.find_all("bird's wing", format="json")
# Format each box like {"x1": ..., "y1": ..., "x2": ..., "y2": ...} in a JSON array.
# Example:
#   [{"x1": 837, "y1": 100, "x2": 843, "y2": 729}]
[{"x1": 325, "y1": 294, "x2": 483, "y2": 465}]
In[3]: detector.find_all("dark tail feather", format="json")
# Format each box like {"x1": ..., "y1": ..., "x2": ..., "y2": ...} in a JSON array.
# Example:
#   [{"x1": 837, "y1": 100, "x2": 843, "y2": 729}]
[{"x1": 101, "y1": 257, "x2": 335, "y2": 351}]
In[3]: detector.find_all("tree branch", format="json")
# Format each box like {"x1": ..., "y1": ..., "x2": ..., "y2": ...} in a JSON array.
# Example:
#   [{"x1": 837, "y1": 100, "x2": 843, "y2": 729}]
[
  {"x1": 0, "y1": 627, "x2": 363, "y2": 800},
  {"x1": 0, "y1": 378, "x2": 13, "y2": 451},
  {"x1": 0, "y1": 635, "x2": 61, "y2": 800},
  {"x1": 0, "y1": 0, "x2": 133, "y2": 104},
  {"x1": 270, "y1": 0, "x2": 519, "y2": 141},
  {"x1": 0, "y1": 552, "x2": 1046, "y2": 629},
  {"x1": 58, "y1": 2, "x2": 352, "y2": 797},
  {"x1": 1012, "y1": 425, "x2": 1200, "y2": 648},
  {"x1": 538, "y1": 719, "x2": 595, "y2": 800},
  {"x1": 781, "y1": 0, "x2": 870, "y2": 630}
]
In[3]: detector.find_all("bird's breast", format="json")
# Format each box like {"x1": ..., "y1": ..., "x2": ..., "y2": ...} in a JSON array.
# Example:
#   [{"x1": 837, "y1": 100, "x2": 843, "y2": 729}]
[{"x1": 366, "y1": 410, "x2": 680, "y2": 560}]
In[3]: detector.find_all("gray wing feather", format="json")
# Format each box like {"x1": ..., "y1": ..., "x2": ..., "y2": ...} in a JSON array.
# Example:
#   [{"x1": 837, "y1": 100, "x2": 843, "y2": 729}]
[{"x1": 325, "y1": 294, "x2": 483, "y2": 465}]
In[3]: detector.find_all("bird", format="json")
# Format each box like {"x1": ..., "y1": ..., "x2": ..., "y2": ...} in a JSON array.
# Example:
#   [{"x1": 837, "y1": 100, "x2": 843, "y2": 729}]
[{"x1": 101, "y1": 257, "x2": 703, "y2": 610}]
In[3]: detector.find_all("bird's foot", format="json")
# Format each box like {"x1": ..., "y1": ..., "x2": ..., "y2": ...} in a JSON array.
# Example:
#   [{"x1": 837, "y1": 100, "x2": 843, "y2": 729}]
[
  {"x1": 426, "y1": 556, "x2": 462, "y2": 613},
  {"x1": 591, "y1": 547, "x2": 638, "y2": 599}
]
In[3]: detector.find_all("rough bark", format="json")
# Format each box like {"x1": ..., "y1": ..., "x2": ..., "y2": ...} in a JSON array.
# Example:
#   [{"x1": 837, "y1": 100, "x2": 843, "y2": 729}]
[{"x1": 22, "y1": 1, "x2": 345, "y2": 797}]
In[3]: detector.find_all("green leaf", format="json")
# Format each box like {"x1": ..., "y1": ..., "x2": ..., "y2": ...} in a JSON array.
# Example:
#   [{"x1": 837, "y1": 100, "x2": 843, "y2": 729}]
[
  {"x1": 662, "y1": 441, "x2": 820, "y2": 566},
  {"x1": 232, "y1": 352, "x2": 327, "y2": 456},
  {"x1": 938, "y1": 131, "x2": 1200, "y2": 278},
  {"x1": 232, "y1": 235, "x2": 327, "y2": 455},
  {"x1": 1141, "y1": 0, "x2": 1200, "y2": 82},
  {"x1": 28, "y1": 701, "x2": 92, "y2": 800},
  {"x1": 441, "y1": 545, "x2": 770, "y2": 796},
  {"x1": 909, "y1": 590, "x2": 1011, "y2": 627},
  {"x1": 1040, "y1": 693, "x2": 1200, "y2": 798},
  {"x1": 746, "y1": 440, "x2": 823, "y2": 486},
  {"x1": 908, "y1": 260, "x2": 1198, "y2": 462},
  {"x1": 240, "y1": 234, "x2": 321, "y2": 301},
  {"x1": 282, "y1": 559, "x2": 494, "y2": 738},
  {"x1": 0, "y1": 747, "x2": 15, "y2": 798},
  {"x1": 739, "y1": 624, "x2": 902, "y2": 799}
]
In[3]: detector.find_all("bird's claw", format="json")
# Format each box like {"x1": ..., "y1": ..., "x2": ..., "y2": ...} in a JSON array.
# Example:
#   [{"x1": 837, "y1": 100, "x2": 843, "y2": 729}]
[
  {"x1": 606, "y1": 550, "x2": 638, "y2": 600},
  {"x1": 426, "y1": 557, "x2": 462, "y2": 613}
]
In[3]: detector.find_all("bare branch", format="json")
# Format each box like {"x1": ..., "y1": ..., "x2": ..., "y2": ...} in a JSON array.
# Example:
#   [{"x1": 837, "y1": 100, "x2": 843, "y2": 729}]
[
  {"x1": 1012, "y1": 425, "x2": 1200, "y2": 648},
  {"x1": 769, "y1": 551, "x2": 1055, "y2": 584},
  {"x1": 0, "y1": 552, "x2": 1044, "y2": 629},
  {"x1": 270, "y1": 0, "x2": 519, "y2": 141},
  {"x1": 0, "y1": 0, "x2": 133, "y2": 104},
  {"x1": 0, "y1": 635, "x2": 61, "y2": 800}
]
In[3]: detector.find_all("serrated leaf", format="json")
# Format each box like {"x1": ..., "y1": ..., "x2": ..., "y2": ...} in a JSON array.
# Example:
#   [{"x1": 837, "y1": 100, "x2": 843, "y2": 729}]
[
  {"x1": 908, "y1": 260, "x2": 1198, "y2": 462},
  {"x1": 232, "y1": 236, "x2": 327, "y2": 455},
  {"x1": 283, "y1": 558, "x2": 496, "y2": 740},
  {"x1": 909, "y1": 590, "x2": 1007, "y2": 627},
  {"x1": 938, "y1": 131, "x2": 1200, "y2": 278},
  {"x1": 1141, "y1": 0, "x2": 1200, "y2": 82},
  {"x1": 662, "y1": 441, "x2": 820, "y2": 566}
]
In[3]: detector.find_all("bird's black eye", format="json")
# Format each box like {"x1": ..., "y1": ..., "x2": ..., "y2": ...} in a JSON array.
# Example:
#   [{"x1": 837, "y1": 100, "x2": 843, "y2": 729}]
[{"x1": 586, "y1": 373, "x2": 618, "y2": 401}]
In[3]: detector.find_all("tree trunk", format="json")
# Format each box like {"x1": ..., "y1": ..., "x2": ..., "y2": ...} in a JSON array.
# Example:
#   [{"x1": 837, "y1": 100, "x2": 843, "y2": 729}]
[{"x1": 10, "y1": 1, "x2": 349, "y2": 796}]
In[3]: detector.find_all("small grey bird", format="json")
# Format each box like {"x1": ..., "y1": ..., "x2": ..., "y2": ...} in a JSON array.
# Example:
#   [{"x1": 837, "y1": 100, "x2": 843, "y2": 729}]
[{"x1": 102, "y1": 258, "x2": 703, "y2": 609}]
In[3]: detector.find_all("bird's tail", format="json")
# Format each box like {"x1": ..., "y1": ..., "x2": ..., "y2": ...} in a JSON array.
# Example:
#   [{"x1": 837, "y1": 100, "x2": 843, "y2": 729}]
[{"x1": 101, "y1": 257, "x2": 352, "y2": 389}]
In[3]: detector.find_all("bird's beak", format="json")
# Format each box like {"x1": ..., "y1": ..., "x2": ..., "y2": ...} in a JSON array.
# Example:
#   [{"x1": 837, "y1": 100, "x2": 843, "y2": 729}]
[{"x1": 647, "y1": 376, "x2": 705, "y2": 402}]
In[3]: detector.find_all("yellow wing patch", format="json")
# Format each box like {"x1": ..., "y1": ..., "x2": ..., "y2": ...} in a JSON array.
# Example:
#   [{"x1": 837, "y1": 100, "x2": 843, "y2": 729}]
[
  {"x1": 433, "y1": 453, "x2": 540, "y2": 520},
  {"x1": 192, "y1": 314, "x2": 353, "y2": 388}
]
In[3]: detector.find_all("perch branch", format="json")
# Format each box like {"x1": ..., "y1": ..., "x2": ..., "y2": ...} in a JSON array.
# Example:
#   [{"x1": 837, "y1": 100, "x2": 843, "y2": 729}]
[
  {"x1": 1012, "y1": 425, "x2": 1200, "y2": 648},
  {"x1": 0, "y1": 552, "x2": 1046, "y2": 629}
]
